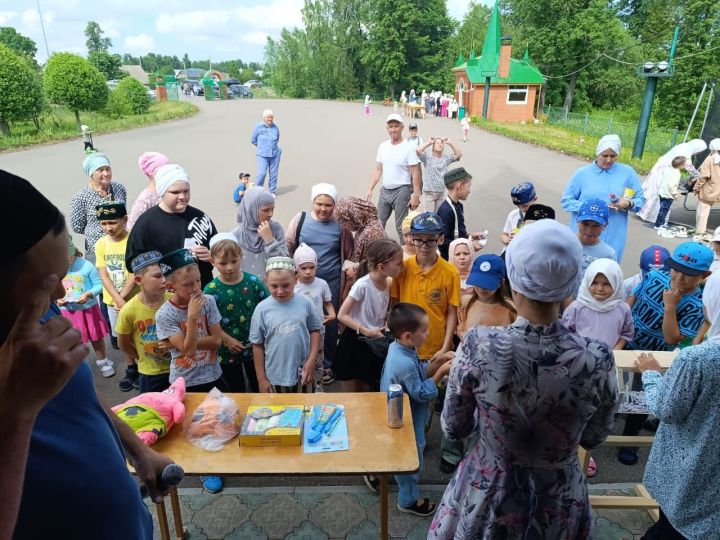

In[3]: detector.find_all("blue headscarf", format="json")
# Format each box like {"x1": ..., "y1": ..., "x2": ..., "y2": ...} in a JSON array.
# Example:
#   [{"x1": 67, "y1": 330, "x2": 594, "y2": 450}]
[{"x1": 82, "y1": 153, "x2": 111, "y2": 177}]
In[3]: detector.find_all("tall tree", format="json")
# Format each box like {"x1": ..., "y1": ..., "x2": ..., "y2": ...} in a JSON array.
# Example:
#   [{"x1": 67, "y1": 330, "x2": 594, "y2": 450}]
[
  {"x1": 85, "y1": 21, "x2": 112, "y2": 54},
  {"x1": 0, "y1": 27, "x2": 37, "y2": 63},
  {"x1": 182, "y1": 53, "x2": 191, "y2": 67},
  {"x1": 44, "y1": 52, "x2": 109, "y2": 129},
  {"x1": 89, "y1": 51, "x2": 126, "y2": 80},
  {"x1": 452, "y1": 2, "x2": 492, "y2": 59}
]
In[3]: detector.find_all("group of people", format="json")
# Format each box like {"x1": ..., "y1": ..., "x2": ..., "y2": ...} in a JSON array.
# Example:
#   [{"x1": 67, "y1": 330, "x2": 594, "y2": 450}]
[
  {"x1": 399, "y1": 89, "x2": 460, "y2": 119},
  {"x1": 4, "y1": 109, "x2": 720, "y2": 539}
]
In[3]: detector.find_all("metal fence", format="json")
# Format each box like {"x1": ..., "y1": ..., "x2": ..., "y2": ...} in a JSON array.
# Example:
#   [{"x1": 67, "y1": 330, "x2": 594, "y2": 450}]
[{"x1": 542, "y1": 105, "x2": 678, "y2": 155}]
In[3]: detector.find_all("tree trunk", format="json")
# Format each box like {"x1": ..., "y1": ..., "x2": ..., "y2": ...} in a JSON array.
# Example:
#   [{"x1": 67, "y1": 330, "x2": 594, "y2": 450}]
[
  {"x1": 32, "y1": 114, "x2": 41, "y2": 131},
  {"x1": 74, "y1": 110, "x2": 82, "y2": 131},
  {"x1": 389, "y1": 84, "x2": 395, "y2": 99},
  {"x1": 0, "y1": 119, "x2": 10, "y2": 136},
  {"x1": 563, "y1": 72, "x2": 577, "y2": 112}
]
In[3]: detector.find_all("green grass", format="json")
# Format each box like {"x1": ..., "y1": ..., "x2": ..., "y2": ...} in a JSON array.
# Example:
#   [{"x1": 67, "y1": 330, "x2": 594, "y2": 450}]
[
  {"x1": 0, "y1": 101, "x2": 198, "y2": 152},
  {"x1": 470, "y1": 117, "x2": 661, "y2": 175},
  {"x1": 250, "y1": 86, "x2": 278, "y2": 98}
]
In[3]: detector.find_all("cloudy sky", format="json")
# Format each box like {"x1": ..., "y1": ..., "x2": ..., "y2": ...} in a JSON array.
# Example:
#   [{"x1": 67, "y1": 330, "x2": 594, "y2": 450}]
[{"x1": 2, "y1": 0, "x2": 484, "y2": 65}]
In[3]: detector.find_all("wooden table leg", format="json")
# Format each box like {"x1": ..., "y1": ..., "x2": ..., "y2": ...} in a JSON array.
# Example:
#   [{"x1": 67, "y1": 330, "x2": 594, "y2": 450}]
[
  {"x1": 156, "y1": 498, "x2": 170, "y2": 540},
  {"x1": 380, "y1": 474, "x2": 389, "y2": 540},
  {"x1": 169, "y1": 487, "x2": 185, "y2": 540}
]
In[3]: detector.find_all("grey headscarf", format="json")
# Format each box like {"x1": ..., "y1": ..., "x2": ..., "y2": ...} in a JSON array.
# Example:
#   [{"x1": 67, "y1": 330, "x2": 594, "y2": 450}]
[
  {"x1": 233, "y1": 186, "x2": 283, "y2": 253},
  {"x1": 505, "y1": 219, "x2": 582, "y2": 302}
]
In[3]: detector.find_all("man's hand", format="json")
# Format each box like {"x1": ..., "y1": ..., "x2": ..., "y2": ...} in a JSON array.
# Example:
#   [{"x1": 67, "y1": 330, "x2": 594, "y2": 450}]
[
  {"x1": 634, "y1": 352, "x2": 663, "y2": 373},
  {"x1": 365, "y1": 188, "x2": 374, "y2": 201},
  {"x1": 128, "y1": 445, "x2": 174, "y2": 504},
  {"x1": 663, "y1": 288, "x2": 682, "y2": 309},
  {"x1": 0, "y1": 275, "x2": 87, "y2": 419},
  {"x1": 301, "y1": 359, "x2": 315, "y2": 385},
  {"x1": 409, "y1": 192, "x2": 420, "y2": 210},
  {"x1": 187, "y1": 294, "x2": 205, "y2": 320}
]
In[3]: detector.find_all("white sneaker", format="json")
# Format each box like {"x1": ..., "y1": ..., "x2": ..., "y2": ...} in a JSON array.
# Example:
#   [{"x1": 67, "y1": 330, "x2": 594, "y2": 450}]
[{"x1": 96, "y1": 359, "x2": 115, "y2": 377}]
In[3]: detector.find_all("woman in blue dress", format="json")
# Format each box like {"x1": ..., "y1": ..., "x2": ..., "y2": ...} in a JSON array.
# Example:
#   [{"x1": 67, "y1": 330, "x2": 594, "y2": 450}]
[
  {"x1": 429, "y1": 219, "x2": 618, "y2": 540},
  {"x1": 560, "y1": 134, "x2": 645, "y2": 262}
]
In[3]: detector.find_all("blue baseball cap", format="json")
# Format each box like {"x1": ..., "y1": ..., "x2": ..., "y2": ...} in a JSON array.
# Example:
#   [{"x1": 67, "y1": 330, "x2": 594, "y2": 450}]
[
  {"x1": 668, "y1": 241, "x2": 713, "y2": 276},
  {"x1": 577, "y1": 198, "x2": 609, "y2": 226},
  {"x1": 639, "y1": 244, "x2": 670, "y2": 277},
  {"x1": 467, "y1": 254, "x2": 505, "y2": 290},
  {"x1": 510, "y1": 182, "x2": 536, "y2": 205}
]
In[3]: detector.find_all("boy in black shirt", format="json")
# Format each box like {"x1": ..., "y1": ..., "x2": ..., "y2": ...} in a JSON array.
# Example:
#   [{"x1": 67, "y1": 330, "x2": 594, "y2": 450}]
[{"x1": 437, "y1": 167, "x2": 486, "y2": 259}]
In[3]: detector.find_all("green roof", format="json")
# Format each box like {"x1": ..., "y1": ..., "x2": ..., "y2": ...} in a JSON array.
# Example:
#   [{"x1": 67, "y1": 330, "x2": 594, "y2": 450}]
[{"x1": 453, "y1": 1, "x2": 545, "y2": 85}]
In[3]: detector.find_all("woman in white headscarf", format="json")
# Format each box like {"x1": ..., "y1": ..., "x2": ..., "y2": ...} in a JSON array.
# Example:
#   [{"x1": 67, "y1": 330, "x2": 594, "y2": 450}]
[
  {"x1": 560, "y1": 134, "x2": 645, "y2": 262},
  {"x1": 693, "y1": 138, "x2": 720, "y2": 238},
  {"x1": 429, "y1": 219, "x2": 618, "y2": 539},
  {"x1": 637, "y1": 138, "x2": 707, "y2": 226},
  {"x1": 632, "y1": 268, "x2": 720, "y2": 539}
]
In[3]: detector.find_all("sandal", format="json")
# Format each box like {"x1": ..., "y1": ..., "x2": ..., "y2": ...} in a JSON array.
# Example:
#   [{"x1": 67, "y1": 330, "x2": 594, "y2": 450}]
[
  {"x1": 398, "y1": 498, "x2": 436, "y2": 517},
  {"x1": 363, "y1": 474, "x2": 380, "y2": 493}
]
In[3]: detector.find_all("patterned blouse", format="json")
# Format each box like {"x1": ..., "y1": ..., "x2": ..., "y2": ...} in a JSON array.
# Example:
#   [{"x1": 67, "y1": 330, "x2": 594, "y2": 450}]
[
  {"x1": 69, "y1": 182, "x2": 127, "y2": 254},
  {"x1": 429, "y1": 317, "x2": 618, "y2": 539},
  {"x1": 642, "y1": 340, "x2": 720, "y2": 538},
  {"x1": 127, "y1": 188, "x2": 160, "y2": 230}
]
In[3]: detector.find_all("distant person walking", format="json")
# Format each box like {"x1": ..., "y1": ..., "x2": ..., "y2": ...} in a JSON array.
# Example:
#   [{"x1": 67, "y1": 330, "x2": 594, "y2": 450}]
[
  {"x1": 251, "y1": 109, "x2": 281, "y2": 196},
  {"x1": 366, "y1": 113, "x2": 421, "y2": 241}
]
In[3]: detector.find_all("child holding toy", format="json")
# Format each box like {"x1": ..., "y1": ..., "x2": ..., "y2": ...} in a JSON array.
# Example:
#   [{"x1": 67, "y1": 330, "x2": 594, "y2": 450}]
[
  {"x1": 204, "y1": 233, "x2": 269, "y2": 392},
  {"x1": 116, "y1": 251, "x2": 172, "y2": 393},
  {"x1": 250, "y1": 257, "x2": 322, "y2": 393},
  {"x1": 59, "y1": 238, "x2": 113, "y2": 377},
  {"x1": 293, "y1": 243, "x2": 335, "y2": 392},
  {"x1": 375, "y1": 303, "x2": 452, "y2": 516},
  {"x1": 233, "y1": 172, "x2": 256, "y2": 204}
]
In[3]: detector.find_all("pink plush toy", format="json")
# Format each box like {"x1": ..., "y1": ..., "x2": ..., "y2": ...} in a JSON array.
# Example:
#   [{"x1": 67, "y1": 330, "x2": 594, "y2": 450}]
[{"x1": 112, "y1": 377, "x2": 186, "y2": 445}]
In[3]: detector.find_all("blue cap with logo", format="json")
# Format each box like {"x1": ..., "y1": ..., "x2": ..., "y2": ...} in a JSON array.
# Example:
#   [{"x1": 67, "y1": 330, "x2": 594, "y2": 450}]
[
  {"x1": 639, "y1": 244, "x2": 670, "y2": 277},
  {"x1": 577, "y1": 198, "x2": 609, "y2": 226},
  {"x1": 467, "y1": 254, "x2": 505, "y2": 290},
  {"x1": 510, "y1": 182, "x2": 536, "y2": 206},
  {"x1": 668, "y1": 241, "x2": 713, "y2": 276}
]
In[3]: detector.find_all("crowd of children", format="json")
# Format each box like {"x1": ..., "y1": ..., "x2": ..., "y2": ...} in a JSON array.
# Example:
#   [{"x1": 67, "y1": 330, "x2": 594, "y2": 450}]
[{"x1": 55, "y1": 152, "x2": 720, "y2": 526}]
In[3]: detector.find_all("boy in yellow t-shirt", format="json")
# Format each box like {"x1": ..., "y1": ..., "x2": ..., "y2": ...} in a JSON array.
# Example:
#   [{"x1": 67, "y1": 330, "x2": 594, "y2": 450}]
[
  {"x1": 390, "y1": 212, "x2": 460, "y2": 361},
  {"x1": 116, "y1": 251, "x2": 172, "y2": 393}
]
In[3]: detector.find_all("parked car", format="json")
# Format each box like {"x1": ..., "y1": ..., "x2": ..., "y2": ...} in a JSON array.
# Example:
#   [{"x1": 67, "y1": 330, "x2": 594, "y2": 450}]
[
  {"x1": 225, "y1": 78, "x2": 242, "y2": 86},
  {"x1": 190, "y1": 82, "x2": 204, "y2": 96},
  {"x1": 228, "y1": 84, "x2": 253, "y2": 98},
  {"x1": 245, "y1": 80, "x2": 263, "y2": 88},
  {"x1": 146, "y1": 87, "x2": 157, "y2": 100}
]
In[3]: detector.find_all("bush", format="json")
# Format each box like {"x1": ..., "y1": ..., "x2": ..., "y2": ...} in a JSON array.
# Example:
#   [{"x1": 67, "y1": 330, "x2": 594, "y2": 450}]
[
  {"x1": 0, "y1": 44, "x2": 43, "y2": 135},
  {"x1": 114, "y1": 77, "x2": 151, "y2": 114},
  {"x1": 103, "y1": 89, "x2": 127, "y2": 118}
]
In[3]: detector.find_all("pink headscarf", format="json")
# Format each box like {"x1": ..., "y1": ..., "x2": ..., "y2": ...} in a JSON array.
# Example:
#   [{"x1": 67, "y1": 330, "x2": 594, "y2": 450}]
[
  {"x1": 137, "y1": 152, "x2": 170, "y2": 178},
  {"x1": 449, "y1": 238, "x2": 475, "y2": 294}
]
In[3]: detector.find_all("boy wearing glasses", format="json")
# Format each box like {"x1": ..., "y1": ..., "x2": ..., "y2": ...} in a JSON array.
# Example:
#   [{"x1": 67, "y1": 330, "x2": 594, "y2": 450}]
[{"x1": 390, "y1": 212, "x2": 460, "y2": 365}]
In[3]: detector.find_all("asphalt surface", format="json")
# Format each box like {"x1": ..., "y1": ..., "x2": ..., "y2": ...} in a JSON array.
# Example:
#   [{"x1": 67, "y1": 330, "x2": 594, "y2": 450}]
[{"x1": 1, "y1": 96, "x2": 693, "y2": 489}]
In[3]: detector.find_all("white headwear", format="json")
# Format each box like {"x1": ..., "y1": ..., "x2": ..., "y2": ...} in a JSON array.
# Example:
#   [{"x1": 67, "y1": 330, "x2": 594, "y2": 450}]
[
  {"x1": 702, "y1": 270, "x2": 720, "y2": 342},
  {"x1": 311, "y1": 183, "x2": 338, "y2": 203},
  {"x1": 577, "y1": 258, "x2": 625, "y2": 312},
  {"x1": 709, "y1": 138, "x2": 720, "y2": 164},
  {"x1": 596, "y1": 134, "x2": 621, "y2": 156},
  {"x1": 262, "y1": 109, "x2": 273, "y2": 118},
  {"x1": 209, "y1": 232, "x2": 239, "y2": 249},
  {"x1": 155, "y1": 164, "x2": 189, "y2": 196},
  {"x1": 505, "y1": 220, "x2": 583, "y2": 302}
]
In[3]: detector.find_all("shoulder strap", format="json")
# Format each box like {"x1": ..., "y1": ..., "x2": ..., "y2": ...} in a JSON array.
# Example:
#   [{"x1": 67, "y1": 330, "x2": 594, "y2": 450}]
[
  {"x1": 295, "y1": 211, "x2": 306, "y2": 248},
  {"x1": 445, "y1": 196, "x2": 459, "y2": 238}
]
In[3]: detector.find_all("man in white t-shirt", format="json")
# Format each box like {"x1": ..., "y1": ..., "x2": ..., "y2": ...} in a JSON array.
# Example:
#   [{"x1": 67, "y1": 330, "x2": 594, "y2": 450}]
[{"x1": 366, "y1": 113, "x2": 421, "y2": 241}]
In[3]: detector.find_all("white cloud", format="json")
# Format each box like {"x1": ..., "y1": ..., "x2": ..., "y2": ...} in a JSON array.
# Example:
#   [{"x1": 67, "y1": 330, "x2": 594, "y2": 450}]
[
  {"x1": 124, "y1": 33, "x2": 155, "y2": 53},
  {"x1": 0, "y1": 11, "x2": 16, "y2": 25},
  {"x1": 242, "y1": 31, "x2": 269, "y2": 45},
  {"x1": 155, "y1": 10, "x2": 232, "y2": 34},
  {"x1": 21, "y1": 8, "x2": 40, "y2": 26}
]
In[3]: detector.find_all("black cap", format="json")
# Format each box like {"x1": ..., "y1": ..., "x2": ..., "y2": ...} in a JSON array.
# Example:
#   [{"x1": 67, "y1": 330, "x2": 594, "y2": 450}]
[
  {"x1": 522, "y1": 204, "x2": 555, "y2": 222},
  {"x1": 1, "y1": 170, "x2": 61, "y2": 259},
  {"x1": 409, "y1": 123, "x2": 418, "y2": 129}
]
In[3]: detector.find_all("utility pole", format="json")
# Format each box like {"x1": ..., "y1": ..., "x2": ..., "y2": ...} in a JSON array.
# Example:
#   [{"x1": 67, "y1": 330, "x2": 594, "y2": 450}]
[
  {"x1": 36, "y1": 0, "x2": 50, "y2": 60},
  {"x1": 632, "y1": 27, "x2": 679, "y2": 159}
]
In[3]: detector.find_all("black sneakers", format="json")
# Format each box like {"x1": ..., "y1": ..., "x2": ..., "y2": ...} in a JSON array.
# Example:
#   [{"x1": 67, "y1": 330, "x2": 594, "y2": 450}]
[{"x1": 118, "y1": 365, "x2": 140, "y2": 392}]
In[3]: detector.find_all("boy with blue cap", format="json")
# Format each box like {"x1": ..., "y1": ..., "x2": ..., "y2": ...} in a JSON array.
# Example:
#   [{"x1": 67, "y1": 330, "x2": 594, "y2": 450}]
[
  {"x1": 623, "y1": 245, "x2": 671, "y2": 299},
  {"x1": 619, "y1": 241, "x2": 713, "y2": 465},
  {"x1": 572, "y1": 198, "x2": 616, "y2": 297},
  {"x1": 501, "y1": 182, "x2": 537, "y2": 246}
]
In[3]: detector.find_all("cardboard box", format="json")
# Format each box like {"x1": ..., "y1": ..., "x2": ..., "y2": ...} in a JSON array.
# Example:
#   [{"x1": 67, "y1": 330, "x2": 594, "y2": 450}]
[{"x1": 239, "y1": 405, "x2": 305, "y2": 447}]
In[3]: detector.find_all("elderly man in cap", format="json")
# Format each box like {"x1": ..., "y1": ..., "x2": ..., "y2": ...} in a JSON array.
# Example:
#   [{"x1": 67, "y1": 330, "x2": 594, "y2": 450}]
[
  {"x1": 251, "y1": 109, "x2": 281, "y2": 195},
  {"x1": 366, "y1": 113, "x2": 421, "y2": 241},
  {"x1": 0, "y1": 170, "x2": 173, "y2": 539}
]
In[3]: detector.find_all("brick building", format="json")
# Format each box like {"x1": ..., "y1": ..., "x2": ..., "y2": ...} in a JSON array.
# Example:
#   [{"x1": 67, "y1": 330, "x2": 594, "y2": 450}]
[{"x1": 452, "y1": 2, "x2": 545, "y2": 122}]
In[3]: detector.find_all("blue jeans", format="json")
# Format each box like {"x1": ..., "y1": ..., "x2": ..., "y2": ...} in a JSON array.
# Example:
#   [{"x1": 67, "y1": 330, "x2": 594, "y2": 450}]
[
  {"x1": 395, "y1": 406, "x2": 427, "y2": 508},
  {"x1": 655, "y1": 197, "x2": 673, "y2": 227},
  {"x1": 256, "y1": 149, "x2": 282, "y2": 193}
]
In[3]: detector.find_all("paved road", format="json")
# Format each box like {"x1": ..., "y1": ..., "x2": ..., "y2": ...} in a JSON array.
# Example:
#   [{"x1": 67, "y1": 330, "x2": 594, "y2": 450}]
[{"x1": 2, "y1": 97, "x2": 674, "y2": 487}]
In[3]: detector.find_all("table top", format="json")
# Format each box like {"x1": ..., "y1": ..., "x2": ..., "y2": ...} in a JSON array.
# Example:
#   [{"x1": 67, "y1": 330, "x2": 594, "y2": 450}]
[
  {"x1": 614, "y1": 350, "x2": 677, "y2": 370},
  {"x1": 151, "y1": 392, "x2": 419, "y2": 476}
]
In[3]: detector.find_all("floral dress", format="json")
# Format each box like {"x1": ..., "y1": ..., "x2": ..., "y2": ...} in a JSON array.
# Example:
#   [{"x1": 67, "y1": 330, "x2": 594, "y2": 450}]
[{"x1": 429, "y1": 317, "x2": 618, "y2": 540}]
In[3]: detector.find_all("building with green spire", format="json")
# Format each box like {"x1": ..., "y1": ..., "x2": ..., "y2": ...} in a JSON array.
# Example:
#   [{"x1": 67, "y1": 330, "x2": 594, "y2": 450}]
[{"x1": 452, "y1": 1, "x2": 545, "y2": 122}]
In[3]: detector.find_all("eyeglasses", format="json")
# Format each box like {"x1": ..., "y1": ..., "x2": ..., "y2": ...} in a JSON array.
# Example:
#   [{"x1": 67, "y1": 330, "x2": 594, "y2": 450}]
[{"x1": 412, "y1": 238, "x2": 439, "y2": 247}]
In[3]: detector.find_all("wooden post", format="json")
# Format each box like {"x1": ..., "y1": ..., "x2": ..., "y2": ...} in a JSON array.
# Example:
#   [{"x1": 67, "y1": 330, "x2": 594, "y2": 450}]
[
  {"x1": 156, "y1": 499, "x2": 170, "y2": 540},
  {"x1": 380, "y1": 474, "x2": 389, "y2": 540}
]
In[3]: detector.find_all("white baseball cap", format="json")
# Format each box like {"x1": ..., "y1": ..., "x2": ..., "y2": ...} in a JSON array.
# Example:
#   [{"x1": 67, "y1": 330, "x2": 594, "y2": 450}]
[
  {"x1": 386, "y1": 113, "x2": 403, "y2": 124},
  {"x1": 713, "y1": 228, "x2": 720, "y2": 243}
]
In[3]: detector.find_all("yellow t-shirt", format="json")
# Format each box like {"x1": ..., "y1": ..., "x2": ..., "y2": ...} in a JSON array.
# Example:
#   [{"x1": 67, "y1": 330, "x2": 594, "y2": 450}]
[
  {"x1": 115, "y1": 293, "x2": 172, "y2": 375},
  {"x1": 95, "y1": 234, "x2": 135, "y2": 305},
  {"x1": 390, "y1": 255, "x2": 461, "y2": 359}
]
